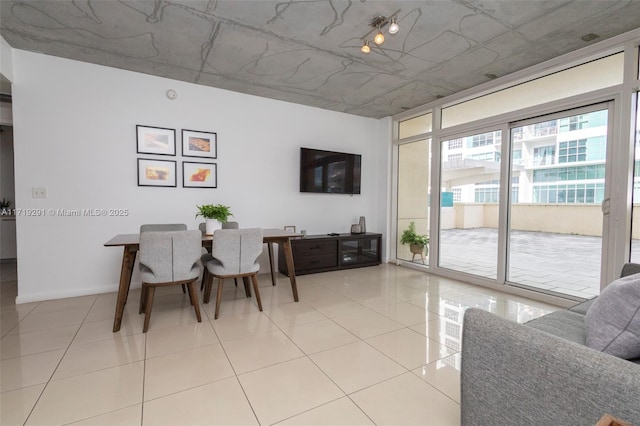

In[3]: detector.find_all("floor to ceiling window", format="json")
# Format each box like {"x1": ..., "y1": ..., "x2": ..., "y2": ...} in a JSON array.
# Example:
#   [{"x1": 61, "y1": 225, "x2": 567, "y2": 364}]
[
  {"x1": 392, "y1": 42, "x2": 640, "y2": 301},
  {"x1": 438, "y1": 130, "x2": 502, "y2": 279},
  {"x1": 396, "y1": 113, "x2": 432, "y2": 264},
  {"x1": 397, "y1": 139, "x2": 431, "y2": 264}
]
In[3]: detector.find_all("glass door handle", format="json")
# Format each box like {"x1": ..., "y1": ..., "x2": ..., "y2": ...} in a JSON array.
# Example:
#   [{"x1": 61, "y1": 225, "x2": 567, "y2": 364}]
[{"x1": 601, "y1": 198, "x2": 610, "y2": 215}]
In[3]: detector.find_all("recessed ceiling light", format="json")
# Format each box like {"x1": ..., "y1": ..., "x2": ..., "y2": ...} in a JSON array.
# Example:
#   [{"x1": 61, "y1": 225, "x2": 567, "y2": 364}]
[{"x1": 581, "y1": 33, "x2": 599, "y2": 42}]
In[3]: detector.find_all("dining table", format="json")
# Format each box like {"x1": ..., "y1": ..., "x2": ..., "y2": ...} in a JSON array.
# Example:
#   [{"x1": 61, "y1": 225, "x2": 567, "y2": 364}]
[{"x1": 104, "y1": 228, "x2": 300, "y2": 332}]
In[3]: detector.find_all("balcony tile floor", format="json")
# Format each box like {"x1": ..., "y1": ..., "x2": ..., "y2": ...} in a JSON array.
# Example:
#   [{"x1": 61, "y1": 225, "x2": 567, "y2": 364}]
[{"x1": 417, "y1": 228, "x2": 640, "y2": 299}]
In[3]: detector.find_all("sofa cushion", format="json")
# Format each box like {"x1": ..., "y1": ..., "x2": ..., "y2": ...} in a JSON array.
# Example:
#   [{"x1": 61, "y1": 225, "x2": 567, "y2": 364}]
[
  {"x1": 585, "y1": 273, "x2": 640, "y2": 359},
  {"x1": 525, "y1": 310, "x2": 586, "y2": 345},
  {"x1": 567, "y1": 297, "x2": 597, "y2": 315}
]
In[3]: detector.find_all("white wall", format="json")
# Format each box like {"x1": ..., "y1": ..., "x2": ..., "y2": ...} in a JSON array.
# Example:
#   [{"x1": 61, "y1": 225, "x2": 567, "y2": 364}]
[{"x1": 12, "y1": 50, "x2": 390, "y2": 303}]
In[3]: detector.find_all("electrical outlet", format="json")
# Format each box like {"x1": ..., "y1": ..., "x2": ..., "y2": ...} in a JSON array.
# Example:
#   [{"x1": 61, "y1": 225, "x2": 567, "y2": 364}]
[{"x1": 32, "y1": 187, "x2": 47, "y2": 198}]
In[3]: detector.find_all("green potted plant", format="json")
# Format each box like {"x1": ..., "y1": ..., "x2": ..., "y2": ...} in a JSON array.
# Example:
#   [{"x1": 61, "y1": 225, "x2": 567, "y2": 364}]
[
  {"x1": 400, "y1": 221, "x2": 429, "y2": 262},
  {"x1": 196, "y1": 204, "x2": 233, "y2": 235}
]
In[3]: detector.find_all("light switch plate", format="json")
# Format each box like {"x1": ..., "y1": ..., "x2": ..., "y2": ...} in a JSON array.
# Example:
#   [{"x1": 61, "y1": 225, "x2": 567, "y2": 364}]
[{"x1": 32, "y1": 187, "x2": 47, "y2": 198}]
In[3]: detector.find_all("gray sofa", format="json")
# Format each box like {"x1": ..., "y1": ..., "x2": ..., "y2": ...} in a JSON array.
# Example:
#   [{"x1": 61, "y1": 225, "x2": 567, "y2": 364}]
[{"x1": 461, "y1": 264, "x2": 640, "y2": 425}]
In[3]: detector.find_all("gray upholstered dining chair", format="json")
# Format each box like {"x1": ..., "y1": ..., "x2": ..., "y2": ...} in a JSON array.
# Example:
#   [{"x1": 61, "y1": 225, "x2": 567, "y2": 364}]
[
  {"x1": 140, "y1": 223, "x2": 187, "y2": 233},
  {"x1": 138, "y1": 230, "x2": 203, "y2": 332},
  {"x1": 198, "y1": 221, "x2": 239, "y2": 234},
  {"x1": 200, "y1": 221, "x2": 240, "y2": 291},
  {"x1": 141, "y1": 224, "x2": 189, "y2": 293},
  {"x1": 203, "y1": 228, "x2": 264, "y2": 319}
]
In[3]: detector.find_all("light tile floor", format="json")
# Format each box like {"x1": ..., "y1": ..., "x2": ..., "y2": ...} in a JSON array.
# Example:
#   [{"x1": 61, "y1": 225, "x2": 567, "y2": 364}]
[{"x1": 0, "y1": 262, "x2": 560, "y2": 425}]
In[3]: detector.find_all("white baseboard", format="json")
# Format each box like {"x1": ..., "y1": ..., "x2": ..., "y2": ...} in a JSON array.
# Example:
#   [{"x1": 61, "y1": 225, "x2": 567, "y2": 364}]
[
  {"x1": 15, "y1": 285, "x2": 119, "y2": 304},
  {"x1": 14, "y1": 271, "x2": 276, "y2": 304}
]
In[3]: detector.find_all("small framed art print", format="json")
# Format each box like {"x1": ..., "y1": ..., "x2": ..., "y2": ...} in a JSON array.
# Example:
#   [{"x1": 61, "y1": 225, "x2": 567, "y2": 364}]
[
  {"x1": 136, "y1": 125, "x2": 176, "y2": 156},
  {"x1": 182, "y1": 129, "x2": 217, "y2": 159},
  {"x1": 182, "y1": 161, "x2": 217, "y2": 188},
  {"x1": 137, "y1": 158, "x2": 177, "y2": 187}
]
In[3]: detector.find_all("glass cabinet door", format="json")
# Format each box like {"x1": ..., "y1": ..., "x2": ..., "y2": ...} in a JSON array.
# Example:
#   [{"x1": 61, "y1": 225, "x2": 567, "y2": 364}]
[{"x1": 340, "y1": 236, "x2": 379, "y2": 266}]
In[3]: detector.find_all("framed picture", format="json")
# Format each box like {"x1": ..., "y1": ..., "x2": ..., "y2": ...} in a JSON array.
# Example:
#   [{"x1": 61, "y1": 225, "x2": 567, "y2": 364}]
[
  {"x1": 284, "y1": 226, "x2": 296, "y2": 233},
  {"x1": 182, "y1": 161, "x2": 217, "y2": 188},
  {"x1": 136, "y1": 125, "x2": 176, "y2": 156},
  {"x1": 137, "y1": 158, "x2": 177, "y2": 187},
  {"x1": 182, "y1": 129, "x2": 217, "y2": 158}
]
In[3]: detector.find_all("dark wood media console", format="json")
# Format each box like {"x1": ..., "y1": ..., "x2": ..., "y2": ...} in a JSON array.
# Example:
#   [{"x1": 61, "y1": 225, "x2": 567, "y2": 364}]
[{"x1": 278, "y1": 232, "x2": 382, "y2": 276}]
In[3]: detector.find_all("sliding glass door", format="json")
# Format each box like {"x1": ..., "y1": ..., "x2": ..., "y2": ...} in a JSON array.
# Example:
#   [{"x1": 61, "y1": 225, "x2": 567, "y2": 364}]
[
  {"x1": 507, "y1": 105, "x2": 610, "y2": 298},
  {"x1": 432, "y1": 105, "x2": 612, "y2": 298}
]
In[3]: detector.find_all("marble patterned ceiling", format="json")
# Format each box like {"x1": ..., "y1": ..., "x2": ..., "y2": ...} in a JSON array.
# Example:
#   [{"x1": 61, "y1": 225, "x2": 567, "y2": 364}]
[{"x1": 1, "y1": 0, "x2": 639, "y2": 118}]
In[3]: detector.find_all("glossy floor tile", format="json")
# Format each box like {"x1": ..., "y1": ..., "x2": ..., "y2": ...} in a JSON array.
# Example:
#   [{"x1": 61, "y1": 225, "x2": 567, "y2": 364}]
[
  {"x1": 275, "y1": 397, "x2": 375, "y2": 425},
  {"x1": 238, "y1": 357, "x2": 344, "y2": 425},
  {"x1": 309, "y1": 341, "x2": 406, "y2": 394},
  {"x1": 1, "y1": 262, "x2": 559, "y2": 425},
  {"x1": 350, "y1": 373, "x2": 461, "y2": 425},
  {"x1": 142, "y1": 377, "x2": 257, "y2": 426},
  {"x1": 26, "y1": 362, "x2": 144, "y2": 425},
  {"x1": 143, "y1": 343, "x2": 234, "y2": 401}
]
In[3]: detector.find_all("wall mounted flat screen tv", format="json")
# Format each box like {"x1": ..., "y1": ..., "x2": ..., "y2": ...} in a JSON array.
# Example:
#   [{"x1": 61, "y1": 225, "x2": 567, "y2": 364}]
[{"x1": 300, "y1": 148, "x2": 361, "y2": 194}]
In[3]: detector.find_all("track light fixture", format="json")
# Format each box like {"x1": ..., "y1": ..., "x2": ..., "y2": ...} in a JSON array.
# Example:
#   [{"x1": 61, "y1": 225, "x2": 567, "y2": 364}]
[
  {"x1": 359, "y1": 10, "x2": 400, "y2": 53},
  {"x1": 361, "y1": 40, "x2": 371, "y2": 54},
  {"x1": 388, "y1": 18, "x2": 399, "y2": 34},
  {"x1": 374, "y1": 26, "x2": 385, "y2": 45}
]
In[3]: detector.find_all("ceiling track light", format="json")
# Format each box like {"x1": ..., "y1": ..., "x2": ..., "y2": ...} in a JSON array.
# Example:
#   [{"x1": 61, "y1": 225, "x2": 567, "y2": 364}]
[
  {"x1": 359, "y1": 10, "x2": 400, "y2": 54},
  {"x1": 361, "y1": 40, "x2": 371, "y2": 54},
  {"x1": 374, "y1": 26, "x2": 385, "y2": 45},
  {"x1": 388, "y1": 18, "x2": 399, "y2": 34}
]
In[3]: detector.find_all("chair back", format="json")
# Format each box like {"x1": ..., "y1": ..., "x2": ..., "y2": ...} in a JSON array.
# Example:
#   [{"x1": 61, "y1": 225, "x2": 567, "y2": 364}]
[
  {"x1": 139, "y1": 230, "x2": 202, "y2": 283},
  {"x1": 140, "y1": 223, "x2": 187, "y2": 233},
  {"x1": 210, "y1": 228, "x2": 263, "y2": 275},
  {"x1": 199, "y1": 221, "x2": 239, "y2": 235}
]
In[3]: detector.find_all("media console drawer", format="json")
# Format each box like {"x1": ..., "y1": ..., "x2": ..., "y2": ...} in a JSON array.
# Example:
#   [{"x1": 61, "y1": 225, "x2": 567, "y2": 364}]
[
  {"x1": 278, "y1": 233, "x2": 382, "y2": 276},
  {"x1": 292, "y1": 239, "x2": 337, "y2": 257},
  {"x1": 294, "y1": 253, "x2": 337, "y2": 271}
]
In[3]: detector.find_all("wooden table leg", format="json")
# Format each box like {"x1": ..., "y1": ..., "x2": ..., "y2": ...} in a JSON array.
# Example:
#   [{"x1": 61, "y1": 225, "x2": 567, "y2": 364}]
[
  {"x1": 113, "y1": 246, "x2": 136, "y2": 332},
  {"x1": 267, "y1": 242, "x2": 276, "y2": 286},
  {"x1": 281, "y1": 238, "x2": 299, "y2": 302},
  {"x1": 123, "y1": 249, "x2": 137, "y2": 305}
]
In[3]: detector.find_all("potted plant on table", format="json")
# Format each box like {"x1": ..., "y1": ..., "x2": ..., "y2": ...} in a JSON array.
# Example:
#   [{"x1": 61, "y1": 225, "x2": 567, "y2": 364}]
[
  {"x1": 196, "y1": 204, "x2": 233, "y2": 235},
  {"x1": 400, "y1": 221, "x2": 429, "y2": 263}
]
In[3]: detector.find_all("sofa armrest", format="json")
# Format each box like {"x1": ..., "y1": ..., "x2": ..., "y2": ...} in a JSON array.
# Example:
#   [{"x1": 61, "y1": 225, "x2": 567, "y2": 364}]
[{"x1": 461, "y1": 308, "x2": 640, "y2": 426}]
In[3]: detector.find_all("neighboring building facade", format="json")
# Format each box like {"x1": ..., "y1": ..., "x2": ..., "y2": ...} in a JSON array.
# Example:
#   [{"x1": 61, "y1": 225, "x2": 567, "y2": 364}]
[{"x1": 441, "y1": 109, "x2": 610, "y2": 206}]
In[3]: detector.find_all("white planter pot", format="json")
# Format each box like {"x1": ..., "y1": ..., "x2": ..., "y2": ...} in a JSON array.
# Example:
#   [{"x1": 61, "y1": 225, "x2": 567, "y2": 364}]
[{"x1": 205, "y1": 218, "x2": 222, "y2": 235}]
